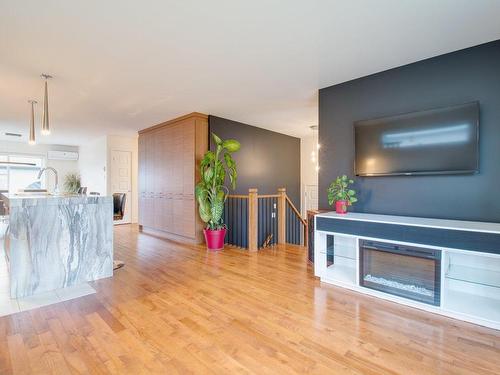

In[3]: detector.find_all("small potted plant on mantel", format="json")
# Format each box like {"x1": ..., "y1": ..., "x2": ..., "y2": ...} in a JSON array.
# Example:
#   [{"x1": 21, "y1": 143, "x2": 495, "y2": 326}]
[
  {"x1": 195, "y1": 133, "x2": 240, "y2": 251},
  {"x1": 327, "y1": 175, "x2": 358, "y2": 214}
]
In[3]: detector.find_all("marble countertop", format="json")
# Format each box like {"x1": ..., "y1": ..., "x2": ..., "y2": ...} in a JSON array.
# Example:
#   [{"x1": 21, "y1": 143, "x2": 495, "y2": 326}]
[
  {"x1": 1, "y1": 193, "x2": 112, "y2": 207},
  {"x1": 4, "y1": 191, "x2": 113, "y2": 298}
]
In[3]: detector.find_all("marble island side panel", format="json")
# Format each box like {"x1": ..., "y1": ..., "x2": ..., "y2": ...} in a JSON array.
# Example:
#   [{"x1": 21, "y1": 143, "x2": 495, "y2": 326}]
[{"x1": 3, "y1": 194, "x2": 113, "y2": 298}]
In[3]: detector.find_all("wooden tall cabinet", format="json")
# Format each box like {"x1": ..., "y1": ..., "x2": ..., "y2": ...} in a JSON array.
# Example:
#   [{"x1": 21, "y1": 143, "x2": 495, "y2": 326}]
[{"x1": 138, "y1": 113, "x2": 208, "y2": 243}]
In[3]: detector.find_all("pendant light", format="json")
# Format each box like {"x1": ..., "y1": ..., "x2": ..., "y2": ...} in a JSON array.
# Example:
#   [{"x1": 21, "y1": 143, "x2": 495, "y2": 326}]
[
  {"x1": 309, "y1": 125, "x2": 320, "y2": 172},
  {"x1": 28, "y1": 100, "x2": 37, "y2": 145},
  {"x1": 41, "y1": 73, "x2": 52, "y2": 135}
]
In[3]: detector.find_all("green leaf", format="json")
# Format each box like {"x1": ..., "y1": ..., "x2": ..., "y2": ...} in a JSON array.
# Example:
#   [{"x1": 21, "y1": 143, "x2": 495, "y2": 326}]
[
  {"x1": 200, "y1": 151, "x2": 215, "y2": 169},
  {"x1": 212, "y1": 132, "x2": 223, "y2": 145},
  {"x1": 195, "y1": 183, "x2": 206, "y2": 200},
  {"x1": 211, "y1": 195, "x2": 224, "y2": 225},
  {"x1": 198, "y1": 200, "x2": 212, "y2": 223},
  {"x1": 224, "y1": 153, "x2": 234, "y2": 168},
  {"x1": 204, "y1": 150, "x2": 215, "y2": 161},
  {"x1": 230, "y1": 169, "x2": 237, "y2": 190},
  {"x1": 222, "y1": 139, "x2": 241, "y2": 153},
  {"x1": 203, "y1": 167, "x2": 214, "y2": 184},
  {"x1": 216, "y1": 189, "x2": 225, "y2": 201}
]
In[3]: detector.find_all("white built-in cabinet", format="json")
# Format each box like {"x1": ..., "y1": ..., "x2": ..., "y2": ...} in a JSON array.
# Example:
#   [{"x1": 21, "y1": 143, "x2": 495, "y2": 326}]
[{"x1": 314, "y1": 212, "x2": 500, "y2": 330}]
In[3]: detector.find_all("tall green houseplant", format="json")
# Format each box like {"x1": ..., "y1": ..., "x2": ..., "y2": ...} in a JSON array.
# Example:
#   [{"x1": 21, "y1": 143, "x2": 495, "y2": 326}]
[{"x1": 195, "y1": 133, "x2": 240, "y2": 230}]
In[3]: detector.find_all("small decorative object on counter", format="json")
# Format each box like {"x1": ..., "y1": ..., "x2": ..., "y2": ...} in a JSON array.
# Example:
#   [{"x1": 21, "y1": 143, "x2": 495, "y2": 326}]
[
  {"x1": 64, "y1": 173, "x2": 81, "y2": 193},
  {"x1": 327, "y1": 175, "x2": 358, "y2": 214}
]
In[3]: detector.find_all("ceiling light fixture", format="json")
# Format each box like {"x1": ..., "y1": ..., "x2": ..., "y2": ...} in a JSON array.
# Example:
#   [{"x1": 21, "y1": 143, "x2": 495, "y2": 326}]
[
  {"x1": 41, "y1": 73, "x2": 52, "y2": 135},
  {"x1": 28, "y1": 100, "x2": 37, "y2": 145}
]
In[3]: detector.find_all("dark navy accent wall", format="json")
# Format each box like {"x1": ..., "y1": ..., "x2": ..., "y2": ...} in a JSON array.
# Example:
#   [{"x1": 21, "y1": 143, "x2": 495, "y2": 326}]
[
  {"x1": 319, "y1": 40, "x2": 500, "y2": 222},
  {"x1": 209, "y1": 116, "x2": 301, "y2": 209}
]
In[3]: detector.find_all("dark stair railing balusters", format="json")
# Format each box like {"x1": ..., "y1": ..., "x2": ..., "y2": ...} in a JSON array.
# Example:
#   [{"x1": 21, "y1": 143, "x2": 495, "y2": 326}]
[
  {"x1": 222, "y1": 188, "x2": 307, "y2": 250},
  {"x1": 223, "y1": 195, "x2": 248, "y2": 249}
]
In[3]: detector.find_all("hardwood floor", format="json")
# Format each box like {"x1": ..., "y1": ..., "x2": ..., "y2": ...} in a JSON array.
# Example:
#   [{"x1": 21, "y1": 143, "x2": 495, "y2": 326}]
[{"x1": 1, "y1": 224, "x2": 499, "y2": 374}]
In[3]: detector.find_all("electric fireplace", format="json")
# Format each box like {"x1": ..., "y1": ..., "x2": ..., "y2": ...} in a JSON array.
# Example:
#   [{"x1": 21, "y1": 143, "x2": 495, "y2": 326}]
[{"x1": 360, "y1": 240, "x2": 441, "y2": 306}]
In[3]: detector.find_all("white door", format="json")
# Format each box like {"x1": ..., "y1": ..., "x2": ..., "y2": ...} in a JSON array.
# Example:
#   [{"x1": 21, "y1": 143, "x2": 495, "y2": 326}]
[
  {"x1": 304, "y1": 184, "x2": 318, "y2": 215},
  {"x1": 111, "y1": 150, "x2": 132, "y2": 224}
]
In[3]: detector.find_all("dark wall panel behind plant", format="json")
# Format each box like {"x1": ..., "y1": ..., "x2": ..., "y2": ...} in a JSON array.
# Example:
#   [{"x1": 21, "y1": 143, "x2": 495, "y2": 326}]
[
  {"x1": 319, "y1": 40, "x2": 500, "y2": 222},
  {"x1": 209, "y1": 116, "x2": 301, "y2": 209}
]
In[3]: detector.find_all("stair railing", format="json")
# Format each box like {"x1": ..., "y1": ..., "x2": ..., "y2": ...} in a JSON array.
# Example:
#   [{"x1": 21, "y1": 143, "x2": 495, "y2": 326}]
[
  {"x1": 223, "y1": 194, "x2": 249, "y2": 249},
  {"x1": 225, "y1": 187, "x2": 307, "y2": 251},
  {"x1": 284, "y1": 194, "x2": 308, "y2": 247}
]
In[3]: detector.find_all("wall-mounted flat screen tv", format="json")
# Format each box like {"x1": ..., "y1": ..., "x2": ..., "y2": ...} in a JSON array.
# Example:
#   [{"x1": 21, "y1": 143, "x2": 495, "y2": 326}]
[{"x1": 354, "y1": 102, "x2": 479, "y2": 176}]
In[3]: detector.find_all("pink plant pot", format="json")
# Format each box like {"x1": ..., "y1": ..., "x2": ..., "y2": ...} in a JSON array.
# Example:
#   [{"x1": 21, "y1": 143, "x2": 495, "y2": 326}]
[
  {"x1": 203, "y1": 228, "x2": 227, "y2": 251},
  {"x1": 335, "y1": 200, "x2": 348, "y2": 214}
]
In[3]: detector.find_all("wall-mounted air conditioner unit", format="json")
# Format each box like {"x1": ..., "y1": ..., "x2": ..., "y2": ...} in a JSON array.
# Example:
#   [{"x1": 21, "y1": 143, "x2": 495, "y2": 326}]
[{"x1": 47, "y1": 150, "x2": 79, "y2": 161}]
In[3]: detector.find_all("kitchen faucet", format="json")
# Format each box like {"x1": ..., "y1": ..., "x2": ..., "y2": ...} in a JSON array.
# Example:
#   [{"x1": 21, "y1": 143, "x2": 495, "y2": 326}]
[{"x1": 37, "y1": 167, "x2": 59, "y2": 194}]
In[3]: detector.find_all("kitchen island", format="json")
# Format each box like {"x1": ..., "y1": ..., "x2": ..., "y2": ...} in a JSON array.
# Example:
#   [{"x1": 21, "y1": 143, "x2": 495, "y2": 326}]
[{"x1": 2, "y1": 193, "x2": 113, "y2": 298}]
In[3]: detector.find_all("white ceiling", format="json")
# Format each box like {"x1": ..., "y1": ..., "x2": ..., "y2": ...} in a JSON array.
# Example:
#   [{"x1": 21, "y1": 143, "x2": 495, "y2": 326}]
[{"x1": 1, "y1": 0, "x2": 500, "y2": 145}]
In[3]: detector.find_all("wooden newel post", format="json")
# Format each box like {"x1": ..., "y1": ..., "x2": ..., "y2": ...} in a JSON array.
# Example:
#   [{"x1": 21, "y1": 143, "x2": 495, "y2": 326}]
[
  {"x1": 248, "y1": 188, "x2": 258, "y2": 252},
  {"x1": 278, "y1": 187, "x2": 286, "y2": 244}
]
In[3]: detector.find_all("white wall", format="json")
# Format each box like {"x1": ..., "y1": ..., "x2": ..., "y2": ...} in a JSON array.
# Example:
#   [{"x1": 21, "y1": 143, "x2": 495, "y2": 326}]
[
  {"x1": 78, "y1": 136, "x2": 107, "y2": 195},
  {"x1": 106, "y1": 135, "x2": 139, "y2": 223},
  {"x1": 0, "y1": 140, "x2": 79, "y2": 192},
  {"x1": 300, "y1": 135, "x2": 319, "y2": 217},
  {"x1": 78, "y1": 135, "x2": 138, "y2": 223}
]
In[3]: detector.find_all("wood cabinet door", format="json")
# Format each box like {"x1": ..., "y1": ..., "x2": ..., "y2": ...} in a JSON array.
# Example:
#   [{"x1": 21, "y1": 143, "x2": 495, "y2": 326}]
[
  {"x1": 142, "y1": 197, "x2": 152, "y2": 228},
  {"x1": 138, "y1": 134, "x2": 146, "y2": 225},
  {"x1": 145, "y1": 131, "x2": 155, "y2": 198},
  {"x1": 138, "y1": 195, "x2": 145, "y2": 225},
  {"x1": 162, "y1": 197, "x2": 173, "y2": 232},
  {"x1": 159, "y1": 127, "x2": 170, "y2": 195},
  {"x1": 173, "y1": 198, "x2": 183, "y2": 235},
  {"x1": 183, "y1": 122, "x2": 195, "y2": 197},
  {"x1": 154, "y1": 129, "x2": 163, "y2": 197},
  {"x1": 139, "y1": 132, "x2": 154, "y2": 227},
  {"x1": 138, "y1": 135, "x2": 146, "y2": 195},
  {"x1": 170, "y1": 124, "x2": 183, "y2": 195},
  {"x1": 181, "y1": 197, "x2": 196, "y2": 238}
]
